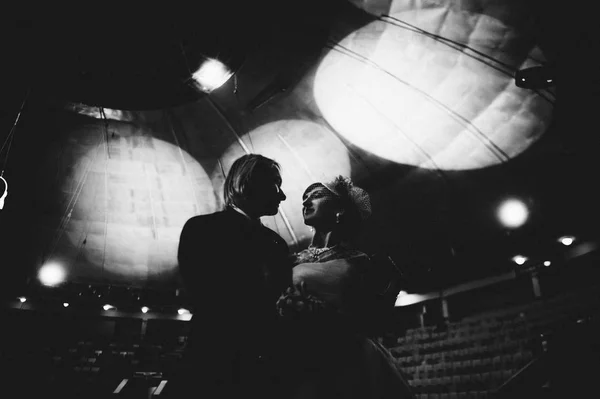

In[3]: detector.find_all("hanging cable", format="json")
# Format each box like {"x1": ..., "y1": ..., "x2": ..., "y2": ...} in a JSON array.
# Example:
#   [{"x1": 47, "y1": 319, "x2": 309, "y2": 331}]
[
  {"x1": 326, "y1": 41, "x2": 511, "y2": 164},
  {"x1": 99, "y1": 107, "x2": 111, "y2": 159},
  {"x1": 1, "y1": 86, "x2": 32, "y2": 177},
  {"x1": 43, "y1": 122, "x2": 105, "y2": 267}
]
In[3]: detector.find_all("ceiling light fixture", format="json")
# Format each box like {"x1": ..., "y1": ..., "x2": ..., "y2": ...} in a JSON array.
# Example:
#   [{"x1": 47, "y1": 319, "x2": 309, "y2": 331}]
[
  {"x1": 558, "y1": 235, "x2": 575, "y2": 246},
  {"x1": 515, "y1": 65, "x2": 556, "y2": 89},
  {"x1": 190, "y1": 57, "x2": 234, "y2": 93},
  {"x1": 512, "y1": 255, "x2": 528, "y2": 265}
]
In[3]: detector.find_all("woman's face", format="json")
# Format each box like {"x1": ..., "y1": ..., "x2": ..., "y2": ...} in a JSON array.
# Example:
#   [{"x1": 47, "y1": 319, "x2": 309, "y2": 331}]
[{"x1": 302, "y1": 185, "x2": 340, "y2": 228}]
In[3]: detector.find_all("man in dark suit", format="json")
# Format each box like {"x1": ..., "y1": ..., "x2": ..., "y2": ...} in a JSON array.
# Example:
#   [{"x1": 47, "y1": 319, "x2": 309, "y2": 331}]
[{"x1": 175, "y1": 154, "x2": 292, "y2": 398}]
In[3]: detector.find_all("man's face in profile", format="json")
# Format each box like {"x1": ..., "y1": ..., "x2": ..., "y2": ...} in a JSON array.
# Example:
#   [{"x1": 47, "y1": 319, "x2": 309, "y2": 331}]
[{"x1": 246, "y1": 169, "x2": 286, "y2": 217}]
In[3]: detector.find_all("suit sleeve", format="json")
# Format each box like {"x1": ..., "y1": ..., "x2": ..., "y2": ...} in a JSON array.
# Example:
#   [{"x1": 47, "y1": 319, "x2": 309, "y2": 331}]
[
  {"x1": 177, "y1": 216, "x2": 229, "y2": 304},
  {"x1": 177, "y1": 216, "x2": 251, "y2": 317}
]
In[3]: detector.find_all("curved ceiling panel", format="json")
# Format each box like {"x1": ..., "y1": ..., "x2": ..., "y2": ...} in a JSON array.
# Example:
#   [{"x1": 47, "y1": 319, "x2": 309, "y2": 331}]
[
  {"x1": 314, "y1": 6, "x2": 554, "y2": 170},
  {"x1": 33, "y1": 112, "x2": 215, "y2": 286},
  {"x1": 1, "y1": 0, "x2": 598, "y2": 295}
]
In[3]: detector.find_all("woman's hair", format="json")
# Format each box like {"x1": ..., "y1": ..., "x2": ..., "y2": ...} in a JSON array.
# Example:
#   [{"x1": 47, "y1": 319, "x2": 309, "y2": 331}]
[{"x1": 223, "y1": 154, "x2": 281, "y2": 208}]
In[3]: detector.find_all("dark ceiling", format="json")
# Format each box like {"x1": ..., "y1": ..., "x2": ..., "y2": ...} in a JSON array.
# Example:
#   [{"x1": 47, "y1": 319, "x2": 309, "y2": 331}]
[
  {"x1": 1, "y1": 1, "x2": 599, "y2": 295},
  {"x1": 0, "y1": 1, "x2": 339, "y2": 111}
]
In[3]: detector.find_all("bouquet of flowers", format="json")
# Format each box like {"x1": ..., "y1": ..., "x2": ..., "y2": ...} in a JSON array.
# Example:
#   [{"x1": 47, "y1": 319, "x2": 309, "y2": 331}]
[{"x1": 276, "y1": 281, "x2": 328, "y2": 319}]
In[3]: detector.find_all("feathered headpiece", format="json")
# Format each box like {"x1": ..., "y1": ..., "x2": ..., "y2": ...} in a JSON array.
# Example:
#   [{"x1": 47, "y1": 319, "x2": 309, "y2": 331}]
[{"x1": 322, "y1": 176, "x2": 372, "y2": 221}]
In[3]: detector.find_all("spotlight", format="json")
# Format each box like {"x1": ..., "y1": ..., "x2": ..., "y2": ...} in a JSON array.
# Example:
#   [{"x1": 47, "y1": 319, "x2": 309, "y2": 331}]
[
  {"x1": 497, "y1": 197, "x2": 529, "y2": 228},
  {"x1": 38, "y1": 262, "x2": 66, "y2": 287},
  {"x1": 63, "y1": 302, "x2": 69, "y2": 307},
  {"x1": 559, "y1": 235, "x2": 575, "y2": 246},
  {"x1": 543, "y1": 261, "x2": 551, "y2": 267},
  {"x1": 190, "y1": 58, "x2": 234, "y2": 93},
  {"x1": 177, "y1": 308, "x2": 190, "y2": 315},
  {"x1": 18, "y1": 296, "x2": 26, "y2": 303},
  {"x1": 512, "y1": 255, "x2": 527, "y2": 265},
  {"x1": 141, "y1": 306, "x2": 149, "y2": 313},
  {"x1": 103, "y1": 304, "x2": 114, "y2": 311},
  {"x1": 515, "y1": 65, "x2": 556, "y2": 89}
]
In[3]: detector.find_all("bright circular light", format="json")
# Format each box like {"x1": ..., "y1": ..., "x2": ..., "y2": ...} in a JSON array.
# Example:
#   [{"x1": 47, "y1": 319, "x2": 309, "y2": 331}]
[
  {"x1": 103, "y1": 304, "x2": 114, "y2": 311},
  {"x1": 543, "y1": 261, "x2": 551, "y2": 267},
  {"x1": 191, "y1": 58, "x2": 233, "y2": 93},
  {"x1": 61, "y1": 137, "x2": 213, "y2": 283},
  {"x1": 497, "y1": 198, "x2": 529, "y2": 228},
  {"x1": 38, "y1": 263, "x2": 66, "y2": 287},
  {"x1": 141, "y1": 306, "x2": 149, "y2": 313},
  {"x1": 512, "y1": 255, "x2": 527, "y2": 265},
  {"x1": 18, "y1": 297, "x2": 26, "y2": 303},
  {"x1": 559, "y1": 236, "x2": 575, "y2": 246},
  {"x1": 313, "y1": 8, "x2": 553, "y2": 170},
  {"x1": 63, "y1": 302, "x2": 69, "y2": 307}
]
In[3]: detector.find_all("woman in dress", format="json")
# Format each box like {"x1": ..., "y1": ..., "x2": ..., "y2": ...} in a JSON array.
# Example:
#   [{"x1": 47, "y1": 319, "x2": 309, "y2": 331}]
[{"x1": 276, "y1": 176, "x2": 414, "y2": 399}]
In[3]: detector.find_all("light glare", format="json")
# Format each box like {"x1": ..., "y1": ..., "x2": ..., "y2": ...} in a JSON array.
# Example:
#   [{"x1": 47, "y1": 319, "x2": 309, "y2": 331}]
[
  {"x1": 497, "y1": 198, "x2": 529, "y2": 228},
  {"x1": 512, "y1": 255, "x2": 527, "y2": 265},
  {"x1": 191, "y1": 58, "x2": 233, "y2": 93},
  {"x1": 559, "y1": 236, "x2": 575, "y2": 246},
  {"x1": 38, "y1": 263, "x2": 66, "y2": 287}
]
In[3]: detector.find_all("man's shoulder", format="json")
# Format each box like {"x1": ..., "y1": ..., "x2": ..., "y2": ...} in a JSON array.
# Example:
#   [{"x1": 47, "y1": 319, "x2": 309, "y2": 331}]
[
  {"x1": 183, "y1": 210, "x2": 228, "y2": 230},
  {"x1": 260, "y1": 224, "x2": 285, "y2": 239}
]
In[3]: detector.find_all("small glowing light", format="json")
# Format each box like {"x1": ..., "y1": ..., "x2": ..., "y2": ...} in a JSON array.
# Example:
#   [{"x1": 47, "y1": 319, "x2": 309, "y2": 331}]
[
  {"x1": 512, "y1": 255, "x2": 527, "y2": 265},
  {"x1": 178, "y1": 308, "x2": 190, "y2": 315},
  {"x1": 543, "y1": 261, "x2": 551, "y2": 267},
  {"x1": 191, "y1": 58, "x2": 233, "y2": 93},
  {"x1": 18, "y1": 296, "x2": 26, "y2": 303},
  {"x1": 38, "y1": 262, "x2": 66, "y2": 287},
  {"x1": 63, "y1": 302, "x2": 69, "y2": 307},
  {"x1": 395, "y1": 293, "x2": 430, "y2": 307},
  {"x1": 141, "y1": 306, "x2": 149, "y2": 313},
  {"x1": 103, "y1": 304, "x2": 114, "y2": 311},
  {"x1": 497, "y1": 198, "x2": 529, "y2": 228},
  {"x1": 559, "y1": 236, "x2": 575, "y2": 246}
]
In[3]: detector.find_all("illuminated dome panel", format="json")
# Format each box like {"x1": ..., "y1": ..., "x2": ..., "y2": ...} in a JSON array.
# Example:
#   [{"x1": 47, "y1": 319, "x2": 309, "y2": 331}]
[
  {"x1": 39, "y1": 116, "x2": 215, "y2": 285},
  {"x1": 314, "y1": 7, "x2": 554, "y2": 170}
]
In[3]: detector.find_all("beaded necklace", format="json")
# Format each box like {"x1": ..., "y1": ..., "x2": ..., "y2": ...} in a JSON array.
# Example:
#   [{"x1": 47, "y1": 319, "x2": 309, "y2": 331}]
[{"x1": 305, "y1": 245, "x2": 338, "y2": 261}]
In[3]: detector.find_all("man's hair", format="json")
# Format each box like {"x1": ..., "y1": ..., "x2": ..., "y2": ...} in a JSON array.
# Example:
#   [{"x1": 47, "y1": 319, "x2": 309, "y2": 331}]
[{"x1": 223, "y1": 154, "x2": 281, "y2": 208}]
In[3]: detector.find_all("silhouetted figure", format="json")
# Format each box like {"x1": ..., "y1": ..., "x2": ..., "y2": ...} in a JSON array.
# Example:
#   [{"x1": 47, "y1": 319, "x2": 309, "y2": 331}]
[{"x1": 174, "y1": 154, "x2": 292, "y2": 398}]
